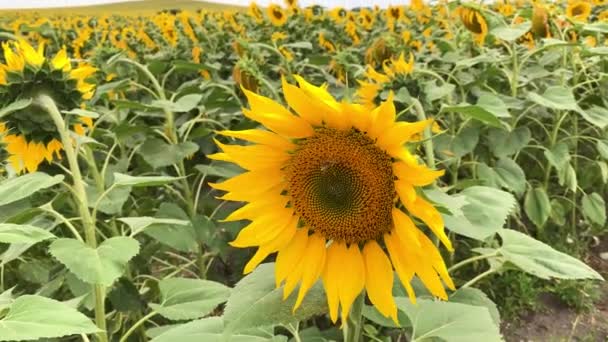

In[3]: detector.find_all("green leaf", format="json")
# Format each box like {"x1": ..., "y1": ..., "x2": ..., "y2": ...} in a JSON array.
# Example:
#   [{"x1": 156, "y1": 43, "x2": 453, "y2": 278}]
[
  {"x1": 50, "y1": 237, "x2": 140, "y2": 286},
  {"x1": 581, "y1": 193, "x2": 606, "y2": 226},
  {"x1": 524, "y1": 187, "x2": 551, "y2": 228},
  {"x1": 442, "y1": 103, "x2": 503, "y2": 128},
  {"x1": 498, "y1": 230, "x2": 603, "y2": 280},
  {"x1": 527, "y1": 86, "x2": 579, "y2": 111},
  {"x1": 362, "y1": 304, "x2": 410, "y2": 328},
  {"x1": 223, "y1": 263, "x2": 328, "y2": 333},
  {"x1": 283, "y1": 41, "x2": 313, "y2": 49},
  {"x1": 118, "y1": 216, "x2": 190, "y2": 236},
  {"x1": 113, "y1": 173, "x2": 181, "y2": 187},
  {"x1": 142, "y1": 203, "x2": 198, "y2": 252},
  {"x1": 173, "y1": 94, "x2": 203, "y2": 112},
  {"x1": 0, "y1": 173, "x2": 64, "y2": 206},
  {"x1": 491, "y1": 22, "x2": 531, "y2": 42},
  {"x1": 0, "y1": 295, "x2": 99, "y2": 341},
  {"x1": 544, "y1": 142, "x2": 570, "y2": 170},
  {"x1": 149, "y1": 278, "x2": 231, "y2": 321},
  {"x1": 0, "y1": 98, "x2": 32, "y2": 119},
  {"x1": 597, "y1": 161, "x2": 608, "y2": 184},
  {"x1": 441, "y1": 186, "x2": 517, "y2": 240},
  {"x1": 0, "y1": 223, "x2": 56, "y2": 244},
  {"x1": 476, "y1": 92, "x2": 510, "y2": 118},
  {"x1": 86, "y1": 184, "x2": 131, "y2": 215},
  {"x1": 195, "y1": 162, "x2": 243, "y2": 179},
  {"x1": 493, "y1": 158, "x2": 526, "y2": 196},
  {"x1": 61, "y1": 108, "x2": 100, "y2": 118},
  {"x1": 487, "y1": 126, "x2": 531, "y2": 158},
  {"x1": 138, "y1": 138, "x2": 199, "y2": 168},
  {"x1": 149, "y1": 317, "x2": 273, "y2": 342},
  {"x1": 424, "y1": 81, "x2": 455, "y2": 102},
  {"x1": 597, "y1": 140, "x2": 608, "y2": 160},
  {"x1": 396, "y1": 298, "x2": 502, "y2": 342},
  {"x1": 0, "y1": 287, "x2": 15, "y2": 311},
  {"x1": 580, "y1": 106, "x2": 608, "y2": 129},
  {"x1": 449, "y1": 288, "x2": 500, "y2": 326},
  {"x1": 583, "y1": 22, "x2": 608, "y2": 34}
]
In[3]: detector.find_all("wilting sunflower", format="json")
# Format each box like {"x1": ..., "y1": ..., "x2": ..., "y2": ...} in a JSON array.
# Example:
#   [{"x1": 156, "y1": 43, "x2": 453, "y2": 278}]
[
  {"x1": 211, "y1": 76, "x2": 454, "y2": 323},
  {"x1": 0, "y1": 39, "x2": 96, "y2": 173},
  {"x1": 459, "y1": 6, "x2": 488, "y2": 45},
  {"x1": 566, "y1": 1, "x2": 592, "y2": 22},
  {"x1": 532, "y1": 4, "x2": 551, "y2": 39},
  {"x1": 268, "y1": 4, "x2": 288, "y2": 27}
]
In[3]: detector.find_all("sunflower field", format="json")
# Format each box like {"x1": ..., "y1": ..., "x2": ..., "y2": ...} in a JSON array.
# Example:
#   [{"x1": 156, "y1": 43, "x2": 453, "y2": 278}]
[{"x1": 0, "y1": 0, "x2": 607, "y2": 340}]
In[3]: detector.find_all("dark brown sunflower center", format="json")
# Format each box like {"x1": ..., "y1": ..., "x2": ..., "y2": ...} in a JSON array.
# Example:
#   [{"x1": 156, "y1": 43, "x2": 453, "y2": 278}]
[
  {"x1": 273, "y1": 9, "x2": 283, "y2": 19},
  {"x1": 285, "y1": 128, "x2": 395, "y2": 244}
]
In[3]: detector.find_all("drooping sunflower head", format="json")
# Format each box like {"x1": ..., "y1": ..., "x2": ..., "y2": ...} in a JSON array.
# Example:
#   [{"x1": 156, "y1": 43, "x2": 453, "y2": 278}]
[
  {"x1": 532, "y1": 4, "x2": 551, "y2": 39},
  {"x1": 232, "y1": 58, "x2": 260, "y2": 93},
  {"x1": 212, "y1": 76, "x2": 454, "y2": 324},
  {"x1": 566, "y1": 1, "x2": 592, "y2": 22},
  {"x1": 248, "y1": 2, "x2": 264, "y2": 22},
  {"x1": 0, "y1": 39, "x2": 97, "y2": 173},
  {"x1": 458, "y1": 6, "x2": 488, "y2": 45},
  {"x1": 267, "y1": 4, "x2": 288, "y2": 26}
]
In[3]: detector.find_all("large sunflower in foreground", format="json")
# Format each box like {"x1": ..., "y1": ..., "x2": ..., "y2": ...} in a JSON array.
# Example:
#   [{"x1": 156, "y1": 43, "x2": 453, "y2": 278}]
[{"x1": 211, "y1": 76, "x2": 454, "y2": 323}]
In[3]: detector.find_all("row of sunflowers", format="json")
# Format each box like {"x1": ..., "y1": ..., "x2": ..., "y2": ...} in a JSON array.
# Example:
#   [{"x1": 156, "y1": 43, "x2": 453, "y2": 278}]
[{"x1": 0, "y1": 0, "x2": 606, "y2": 341}]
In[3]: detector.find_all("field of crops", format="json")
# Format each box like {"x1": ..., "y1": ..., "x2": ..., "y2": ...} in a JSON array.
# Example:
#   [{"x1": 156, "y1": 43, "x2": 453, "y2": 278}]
[{"x1": 0, "y1": 0, "x2": 607, "y2": 341}]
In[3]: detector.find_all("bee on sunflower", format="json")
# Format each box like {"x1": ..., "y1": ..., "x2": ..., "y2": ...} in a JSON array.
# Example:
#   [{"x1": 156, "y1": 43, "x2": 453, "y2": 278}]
[
  {"x1": 211, "y1": 76, "x2": 453, "y2": 324},
  {"x1": 0, "y1": 39, "x2": 96, "y2": 174}
]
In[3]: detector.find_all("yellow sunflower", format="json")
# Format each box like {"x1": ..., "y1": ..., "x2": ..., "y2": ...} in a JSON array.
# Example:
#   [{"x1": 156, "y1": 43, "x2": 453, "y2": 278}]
[
  {"x1": 459, "y1": 7, "x2": 488, "y2": 45},
  {"x1": 211, "y1": 76, "x2": 454, "y2": 323},
  {"x1": 566, "y1": 1, "x2": 591, "y2": 22},
  {"x1": 268, "y1": 4, "x2": 288, "y2": 26}
]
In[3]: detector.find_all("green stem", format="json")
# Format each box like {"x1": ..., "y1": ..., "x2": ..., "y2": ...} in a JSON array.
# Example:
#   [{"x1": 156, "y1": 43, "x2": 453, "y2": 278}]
[
  {"x1": 511, "y1": 42, "x2": 519, "y2": 97},
  {"x1": 343, "y1": 292, "x2": 365, "y2": 342},
  {"x1": 448, "y1": 251, "x2": 499, "y2": 273},
  {"x1": 462, "y1": 269, "x2": 495, "y2": 288},
  {"x1": 412, "y1": 99, "x2": 436, "y2": 170},
  {"x1": 119, "y1": 311, "x2": 157, "y2": 342},
  {"x1": 36, "y1": 94, "x2": 108, "y2": 342}
]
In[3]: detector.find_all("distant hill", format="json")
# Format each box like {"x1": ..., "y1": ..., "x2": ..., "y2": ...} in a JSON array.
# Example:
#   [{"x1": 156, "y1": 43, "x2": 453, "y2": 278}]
[{"x1": 0, "y1": 0, "x2": 245, "y2": 15}]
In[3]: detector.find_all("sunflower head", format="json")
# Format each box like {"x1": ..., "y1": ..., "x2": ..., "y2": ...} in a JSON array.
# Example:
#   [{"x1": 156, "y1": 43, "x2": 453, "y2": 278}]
[
  {"x1": 458, "y1": 6, "x2": 488, "y2": 45},
  {"x1": 212, "y1": 76, "x2": 454, "y2": 324},
  {"x1": 532, "y1": 4, "x2": 551, "y2": 39},
  {"x1": 232, "y1": 58, "x2": 260, "y2": 93},
  {"x1": 364, "y1": 34, "x2": 397, "y2": 68},
  {"x1": 566, "y1": 1, "x2": 592, "y2": 22},
  {"x1": 0, "y1": 39, "x2": 96, "y2": 173},
  {"x1": 268, "y1": 4, "x2": 288, "y2": 27}
]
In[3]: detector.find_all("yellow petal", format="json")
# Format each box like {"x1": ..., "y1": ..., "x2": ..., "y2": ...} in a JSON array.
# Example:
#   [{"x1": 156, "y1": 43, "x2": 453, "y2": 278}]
[
  {"x1": 230, "y1": 209, "x2": 295, "y2": 247},
  {"x1": 293, "y1": 233, "x2": 327, "y2": 311},
  {"x1": 393, "y1": 159, "x2": 445, "y2": 186},
  {"x1": 210, "y1": 170, "x2": 285, "y2": 199},
  {"x1": 417, "y1": 231, "x2": 455, "y2": 290},
  {"x1": 322, "y1": 241, "x2": 347, "y2": 323},
  {"x1": 241, "y1": 87, "x2": 314, "y2": 138},
  {"x1": 243, "y1": 222, "x2": 297, "y2": 274},
  {"x1": 276, "y1": 228, "x2": 309, "y2": 287},
  {"x1": 338, "y1": 244, "x2": 365, "y2": 321},
  {"x1": 378, "y1": 119, "x2": 433, "y2": 156},
  {"x1": 392, "y1": 208, "x2": 421, "y2": 248},
  {"x1": 281, "y1": 76, "x2": 323, "y2": 126},
  {"x1": 217, "y1": 129, "x2": 295, "y2": 151},
  {"x1": 222, "y1": 194, "x2": 289, "y2": 222},
  {"x1": 368, "y1": 92, "x2": 396, "y2": 140},
  {"x1": 384, "y1": 233, "x2": 416, "y2": 304},
  {"x1": 213, "y1": 140, "x2": 289, "y2": 171},
  {"x1": 394, "y1": 180, "x2": 417, "y2": 205},
  {"x1": 401, "y1": 196, "x2": 453, "y2": 251},
  {"x1": 363, "y1": 241, "x2": 398, "y2": 323}
]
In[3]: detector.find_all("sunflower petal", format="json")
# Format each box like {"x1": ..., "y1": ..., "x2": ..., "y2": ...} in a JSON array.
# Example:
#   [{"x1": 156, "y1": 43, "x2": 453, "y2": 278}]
[
  {"x1": 338, "y1": 244, "x2": 365, "y2": 321},
  {"x1": 322, "y1": 241, "x2": 347, "y2": 323},
  {"x1": 281, "y1": 76, "x2": 323, "y2": 126},
  {"x1": 243, "y1": 221, "x2": 297, "y2": 274},
  {"x1": 384, "y1": 233, "x2": 417, "y2": 304},
  {"x1": 293, "y1": 233, "x2": 327, "y2": 311},
  {"x1": 217, "y1": 129, "x2": 295, "y2": 151},
  {"x1": 276, "y1": 228, "x2": 309, "y2": 287},
  {"x1": 363, "y1": 241, "x2": 398, "y2": 323}
]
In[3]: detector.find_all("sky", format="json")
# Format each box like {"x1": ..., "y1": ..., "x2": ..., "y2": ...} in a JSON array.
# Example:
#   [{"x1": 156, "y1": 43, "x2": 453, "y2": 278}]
[{"x1": 0, "y1": 0, "x2": 409, "y2": 9}]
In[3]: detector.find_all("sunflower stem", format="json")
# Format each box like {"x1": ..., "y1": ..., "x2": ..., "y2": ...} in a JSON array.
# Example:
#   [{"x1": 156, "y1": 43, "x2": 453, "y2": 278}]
[
  {"x1": 411, "y1": 99, "x2": 436, "y2": 170},
  {"x1": 36, "y1": 94, "x2": 108, "y2": 342},
  {"x1": 343, "y1": 292, "x2": 365, "y2": 342}
]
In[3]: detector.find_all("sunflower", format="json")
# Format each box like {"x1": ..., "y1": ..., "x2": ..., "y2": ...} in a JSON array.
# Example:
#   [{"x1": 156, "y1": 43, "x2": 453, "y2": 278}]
[
  {"x1": 211, "y1": 77, "x2": 454, "y2": 323},
  {"x1": 268, "y1": 4, "x2": 288, "y2": 27},
  {"x1": 532, "y1": 4, "x2": 551, "y2": 39},
  {"x1": 566, "y1": 1, "x2": 591, "y2": 22},
  {"x1": 357, "y1": 53, "x2": 414, "y2": 108},
  {"x1": 459, "y1": 7, "x2": 488, "y2": 45},
  {"x1": 387, "y1": 5, "x2": 404, "y2": 22},
  {"x1": 249, "y1": 2, "x2": 264, "y2": 23},
  {"x1": 0, "y1": 40, "x2": 96, "y2": 173}
]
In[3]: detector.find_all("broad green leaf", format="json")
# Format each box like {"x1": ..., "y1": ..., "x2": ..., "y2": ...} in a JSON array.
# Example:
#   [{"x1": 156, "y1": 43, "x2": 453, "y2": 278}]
[
  {"x1": 527, "y1": 86, "x2": 578, "y2": 111},
  {"x1": 544, "y1": 142, "x2": 570, "y2": 171},
  {"x1": 138, "y1": 138, "x2": 199, "y2": 168},
  {"x1": 493, "y1": 158, "x2": 526, "y2": 196},
  {"x1": 86, "y1": 184, "x2": 131, "y2": 215},
  {"x1": 173, "y1": 94, "x2": 203, "y2": 112},
  {"x1": 442, "y1": 103, "x2": 502, "y2": 128},
  {"x1": 396, "y1": 298, "x2": 502, "y2": 342},
  {"x1": 598, "y1": 161, "x2": 608, "y2": 184},
  {"x1": 362, "y1": 304, "x2": 410, "y2": 328},
  {"x1": 561, "y1": 163, "x2": 577, "y2": 192},
  {"x1": 449, "y1": 288, "x2": 500, "y2": 326},
  {"x1": 424, "y1": 81, "x2": 455, "y2": 102},
  {"x1": 580, "y1": 106, "x2": 608, "y2": 129},
  {"x1": 476, "y1": 92, "x2": 510, "y2": 118},
  {"x1": 283, "y1": 41, "x2": 313, "y2": 49},
  {"x1": 61, "y1": 108, "x2": 99, "y2": 118},
  {"x1": 597, "y1": 140, "x2": 608, "y2": 160},
  {"x1": 524, "y1": 187, "x2": 551, "y2": 228},
  {"x1": 113, "y1": 173, "x2": 181, "y2": 187},
  {"x1": 498, "y1": 230, "x2": 603, "y2": 280},
  {"x1": 0, "y1": 98, "x2": 32, "y2": 119},
  {"x1": 433, "y1": 126, "x2": 479, "y2": 159},
  {"x1": 0, "y1": 223, "x2": 56, "y2": 244},
  {"x1": 195, "y1": 162, "x2": 243, "y2": 179},
  {"x1": 441, "y1": 186, "x2": 517, "y2": 240},
  {"x1": 0, "y1": 295, "x2": 99, "y2": 341},
  {"x1": 149, "y1": 278, "x2": 231, "y2": 321},
  {"x1": 143, "y1": 202, "x2": 198, "y2": 252},
  {"x1": 581, "y1": 193, "x2": 606, "y2": 226},
  {"x1": 1, "y1": 216, "x2": 56, "y2": 266},
  {"x1": 0, "y1": 287, "x2": 14, "y2": 311},
  {"x1": 0, "y1": 173, "x2": 64, "y2": 206},
  {"x1": 487, "y1": 126, "x2": 531, "y2": 158},
  {"x1": 118, "y1": 216, "x2": 189, "y2": 236},
  {"x1": 491, "y1": 22, "x2": 531, "y2": 42},
  {"x1": 150, "y1": 317, "x2": 273, "y2": 342},
  {"x1": 223, "y1": 263, "x2": 328, "y2": 332},
  {"x1": 50, "y1": 237, "x2": 140, "y2": 286},
  {"x1": 583, "y1": 22, "x2": 608, "y2": 33}
]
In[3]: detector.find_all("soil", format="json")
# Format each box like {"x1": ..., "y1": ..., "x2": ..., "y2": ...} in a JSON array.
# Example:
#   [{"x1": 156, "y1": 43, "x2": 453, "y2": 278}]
[{"x1": 501, "y1": 238, "x2": 608, "y2": 342}]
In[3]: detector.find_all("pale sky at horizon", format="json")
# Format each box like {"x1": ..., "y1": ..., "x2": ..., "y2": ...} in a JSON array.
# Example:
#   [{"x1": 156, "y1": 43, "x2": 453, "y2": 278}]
[{"x1": 0, "y1": 0, "x2": 411, "y2": 9}]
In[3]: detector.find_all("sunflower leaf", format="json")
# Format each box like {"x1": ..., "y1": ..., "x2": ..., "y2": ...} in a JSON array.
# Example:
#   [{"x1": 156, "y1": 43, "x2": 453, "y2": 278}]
[{"x1": 0, "y1": 173, "x2": 64, "y2": 207}]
